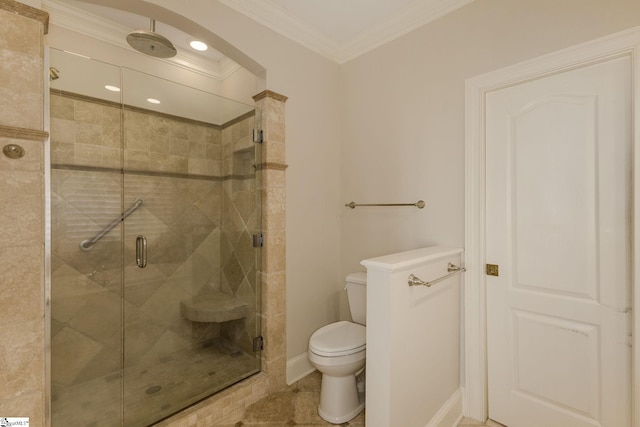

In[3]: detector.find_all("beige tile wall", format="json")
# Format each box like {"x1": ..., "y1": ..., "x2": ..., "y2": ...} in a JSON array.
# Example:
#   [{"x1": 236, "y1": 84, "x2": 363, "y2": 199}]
[
  {"x1": 51, "y1": 92, "x2": 223, "y2": 176},
  {"x1": 0, "y1": 1, "x2": 48, "y2": 425},
  {"x1": 0, "y1": 3, "x2": 45, "y2": 131},
  {"x1": 254, "y1": 91, "x2": 288, "y2": 393}
]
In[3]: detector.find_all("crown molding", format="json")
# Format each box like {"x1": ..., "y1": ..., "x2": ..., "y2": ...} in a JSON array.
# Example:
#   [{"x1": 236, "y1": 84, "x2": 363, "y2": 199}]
[
  {"x1": 218, "y1": 0, "x2": 341, "y2": 62},
  {"x1": 219, "y1": 0, "x2": 475, "y2": 64},
  {"x1": 340, "y1": 0, "x2": 475, "y2": 63},
  {"x1": 42, "y1": 0, "x2": 240, "y2": 80}
]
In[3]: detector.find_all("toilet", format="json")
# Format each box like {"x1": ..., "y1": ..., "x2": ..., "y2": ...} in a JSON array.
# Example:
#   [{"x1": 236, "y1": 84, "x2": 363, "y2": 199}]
[{"x1": 308, "y1": 272, "x2": 367, "y2": 424}]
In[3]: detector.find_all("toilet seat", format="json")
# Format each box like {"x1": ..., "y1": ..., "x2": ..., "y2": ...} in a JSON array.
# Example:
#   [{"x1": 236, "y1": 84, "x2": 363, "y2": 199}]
[{"x1": 309, "y1": 321, "x2": 366, "y2": 357}]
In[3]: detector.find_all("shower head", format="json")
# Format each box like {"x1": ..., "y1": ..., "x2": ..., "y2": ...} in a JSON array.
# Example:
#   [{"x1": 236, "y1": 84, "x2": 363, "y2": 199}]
[{"x1": 126, "y1": 19, "x2": 177, "y2": 59}]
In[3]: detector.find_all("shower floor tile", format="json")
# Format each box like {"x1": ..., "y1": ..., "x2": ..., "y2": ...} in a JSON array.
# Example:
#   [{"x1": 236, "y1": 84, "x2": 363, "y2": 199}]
[{"x1": 52, "y1": 337, "x2": 258, "y2": 427}]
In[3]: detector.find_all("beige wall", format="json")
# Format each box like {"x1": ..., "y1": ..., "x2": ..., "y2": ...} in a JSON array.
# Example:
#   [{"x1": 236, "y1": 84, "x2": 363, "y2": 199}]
[{"x1": 339, "y1": 0, "x2": 640, "y2": 278}]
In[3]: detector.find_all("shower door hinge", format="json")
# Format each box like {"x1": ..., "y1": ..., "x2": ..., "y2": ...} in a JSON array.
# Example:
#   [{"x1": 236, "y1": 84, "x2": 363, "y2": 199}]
[
  {"x1": 252, "y1": 232, "x2": 264, "y2": 248},
  {"x1": 253, "y1": 336, "x2": 264, "y2": 352},
  {"x1": 253, "y1": 129, "x2": 264, "y2": 143}
]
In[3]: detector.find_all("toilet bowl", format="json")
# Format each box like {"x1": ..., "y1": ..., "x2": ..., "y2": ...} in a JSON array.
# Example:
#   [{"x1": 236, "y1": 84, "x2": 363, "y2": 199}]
[
  {"x1": 309, "y1": 320, "x2": 366, "y2": 423},
  {"x1": 308, "y1": 272, "x2": 367, "y2": 424}
]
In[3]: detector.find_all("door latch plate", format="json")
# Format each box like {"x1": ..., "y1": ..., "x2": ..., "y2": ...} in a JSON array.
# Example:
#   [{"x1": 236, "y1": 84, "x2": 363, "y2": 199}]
[{"x1": 486, "y1": 264, "x2": 499, "y2": 276}]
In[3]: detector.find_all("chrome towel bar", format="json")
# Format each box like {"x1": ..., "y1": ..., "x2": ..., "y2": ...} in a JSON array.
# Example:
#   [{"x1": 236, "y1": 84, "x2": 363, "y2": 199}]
[
  {"x1": 408, "y1": 263, "x2": 466, "y2": 287},
  {"x1": 80, "y1": 199, "x2": 143, "y2": 250},
  {"x1": 345, "y1": 200, "x2": 425, "y2": 209}
]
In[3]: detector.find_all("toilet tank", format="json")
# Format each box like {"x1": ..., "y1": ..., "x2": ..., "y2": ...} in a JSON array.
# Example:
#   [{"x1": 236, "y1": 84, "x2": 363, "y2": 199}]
[{"x1": 345, "y1": 272, "x2": 367, "y2": 325}]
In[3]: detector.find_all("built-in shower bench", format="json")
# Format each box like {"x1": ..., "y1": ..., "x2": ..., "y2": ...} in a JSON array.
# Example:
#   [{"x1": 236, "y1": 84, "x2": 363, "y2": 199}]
[{"x1": 180, "y1": 291, "x2": 248, "y2": 323}]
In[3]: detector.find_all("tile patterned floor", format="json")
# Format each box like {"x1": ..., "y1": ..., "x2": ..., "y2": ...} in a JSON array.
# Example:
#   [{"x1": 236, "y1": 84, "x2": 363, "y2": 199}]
[{"x1": 212, "y1": 371, "x2": 504, "y2": 427}]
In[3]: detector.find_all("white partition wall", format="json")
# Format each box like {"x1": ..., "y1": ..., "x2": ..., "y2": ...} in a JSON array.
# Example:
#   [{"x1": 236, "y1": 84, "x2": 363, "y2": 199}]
[{"x1": 362, "y1": 246, "x2": 464, "y2": 427}]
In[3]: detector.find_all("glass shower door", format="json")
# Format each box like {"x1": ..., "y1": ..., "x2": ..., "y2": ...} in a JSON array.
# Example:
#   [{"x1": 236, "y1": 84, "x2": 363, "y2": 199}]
[
  {"x1": 50, "y1": 50, "x2": 262, "y2": 427},
  {"x1": 49, "y1": 49, "x2": 124, "y2": 426},
  {"x1": 120, "y1": 68, "x2": 262, "y2": 425}
]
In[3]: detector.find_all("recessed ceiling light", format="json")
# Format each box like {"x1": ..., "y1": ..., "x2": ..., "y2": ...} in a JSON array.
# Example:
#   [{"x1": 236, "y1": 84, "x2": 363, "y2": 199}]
[
  {"x1": 147, "y1": 98, "x2": 161, "y2": 104},
  {"x1": 189, "y1": 40, "x2": 208, "y2": 52},
  {"x1": 105, "y1": 85, "x2": 121, "y2": 92}
]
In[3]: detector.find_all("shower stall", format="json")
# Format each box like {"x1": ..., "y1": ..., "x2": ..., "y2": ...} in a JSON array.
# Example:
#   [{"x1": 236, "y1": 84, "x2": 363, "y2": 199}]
[{"x1": 48, "y1": 48, "x2": 262, "y2": 426}]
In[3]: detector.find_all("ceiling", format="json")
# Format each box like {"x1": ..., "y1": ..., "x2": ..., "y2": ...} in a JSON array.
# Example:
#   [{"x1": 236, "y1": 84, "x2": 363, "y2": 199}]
[
  {"x1": 51, "y1": 0, "x2": 475, "y2": 65},
  {"x1": 218, "y1": 0, "x2": 475, "y2": 63}
]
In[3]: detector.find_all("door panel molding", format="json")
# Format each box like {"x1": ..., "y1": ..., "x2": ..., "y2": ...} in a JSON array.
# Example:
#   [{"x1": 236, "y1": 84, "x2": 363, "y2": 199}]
[{"x1": 464, "y1": 26, "x2": 640, "y2": 425}]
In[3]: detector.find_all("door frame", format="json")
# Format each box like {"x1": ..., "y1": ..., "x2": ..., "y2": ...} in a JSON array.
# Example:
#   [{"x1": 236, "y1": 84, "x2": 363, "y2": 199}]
[{"x1": 464, "y1": 26, "x2": 640, "y2": 425}]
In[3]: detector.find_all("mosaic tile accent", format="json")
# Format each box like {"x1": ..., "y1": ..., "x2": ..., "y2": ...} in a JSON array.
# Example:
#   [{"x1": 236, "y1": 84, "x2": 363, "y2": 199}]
[{"x1": 51, "y1": 338, "x2": 258, "y2": 427}]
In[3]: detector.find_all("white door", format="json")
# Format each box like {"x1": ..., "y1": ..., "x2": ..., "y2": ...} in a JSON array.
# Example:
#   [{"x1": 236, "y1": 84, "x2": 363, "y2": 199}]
[{"x1": 485, "y1": 55, "x2": 632, "y2": 427}]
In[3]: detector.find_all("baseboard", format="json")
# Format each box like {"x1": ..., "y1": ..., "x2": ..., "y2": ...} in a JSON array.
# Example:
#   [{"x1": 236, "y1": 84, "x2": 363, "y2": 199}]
[
  {"x1": 425, "y1": 388, "x2": 463, "y2": 427},
  {"x1": 286, "y1": 351, "x2": 316, "y2": 385}
]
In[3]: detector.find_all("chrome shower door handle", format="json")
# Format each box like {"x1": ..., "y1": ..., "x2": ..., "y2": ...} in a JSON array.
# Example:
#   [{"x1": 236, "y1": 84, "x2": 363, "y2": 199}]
[{"x1": 136, "y1": 235, "x2": 147, "y2": 268}]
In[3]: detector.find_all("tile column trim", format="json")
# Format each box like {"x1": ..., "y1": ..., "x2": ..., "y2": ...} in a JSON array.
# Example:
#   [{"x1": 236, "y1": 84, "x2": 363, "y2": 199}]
[
  {"x1": 0, "y1": 0, "x2": 49, "y2": 33},
  {"x1": 252, "y1": 90, "x2": 289, "y2": 103},
  {"x1": 255, "y1": 162, "x2": 288, "y2": 171},
  {"x1": 0, "y1": 124, "x2": 49, "y2": 142},
  {"x1": 253, "y1": 89, "x2": 288, "y2": 392}
]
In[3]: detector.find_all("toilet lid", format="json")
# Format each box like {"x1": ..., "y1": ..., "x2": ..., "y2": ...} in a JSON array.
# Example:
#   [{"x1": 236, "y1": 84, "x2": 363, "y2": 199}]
[{"x1": 309, "y1": 321, "x2": 366, "y2": 357}]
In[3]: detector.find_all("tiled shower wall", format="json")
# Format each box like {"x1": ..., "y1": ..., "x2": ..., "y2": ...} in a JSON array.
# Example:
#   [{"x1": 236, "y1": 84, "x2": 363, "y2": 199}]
[
  {"x1": 50, "y1": 92, "x2": 259, "y2": 389},
  {"x1": 50, "y1": 93, "x2": 223, "y2": 175}
]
